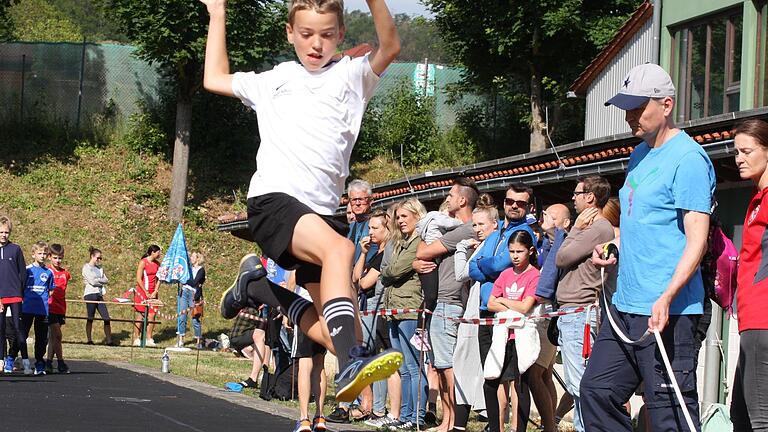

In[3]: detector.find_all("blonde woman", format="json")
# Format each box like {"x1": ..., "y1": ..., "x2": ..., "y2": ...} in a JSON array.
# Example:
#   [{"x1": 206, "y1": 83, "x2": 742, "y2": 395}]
[
  {"x1": 177, "y1": 252, "x2": 206, "y2": 348},
  {"x1": 381, "y1": 198, "x2": 428, "y2": 429}
]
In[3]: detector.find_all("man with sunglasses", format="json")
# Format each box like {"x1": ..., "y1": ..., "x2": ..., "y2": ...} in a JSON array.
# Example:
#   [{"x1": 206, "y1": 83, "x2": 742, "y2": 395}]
[{"x1": 468, "y1": 183, "x2": 537, "y2": 431}]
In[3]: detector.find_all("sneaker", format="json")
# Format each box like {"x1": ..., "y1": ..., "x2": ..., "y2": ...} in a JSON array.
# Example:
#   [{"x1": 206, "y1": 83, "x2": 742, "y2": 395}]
[
  {"x1": 409, "y1": 329, "x2": 431, "y2": 352},
  {"x1": 293, "y1": 418, "x2": 312, "y2": 432},
  {"x1": 220, "y1": 254, "x2": 267, "y2": 319},
  {"x1": 175, "y1": 339, "x2": 184, "y2": 348},
  {"x1": 22, "y1": 359, "x2": 32, "y2": 375},
  {"x1": 133, "y1": 338, "x2": 142, "y2": 347},
  {"x1": 311, "y1": 415, "x2": 327, "y2": 432},
  {"x1": 326, "y1": 406, "x2": 350, "y2": 424},
  {"x1": 334, "y1": 347, "x2": 404, "y2": 403},
  {"x1": 146, "y1": 338, "x2": 156, "y2": 347},
  {"x1": 45, "y1": 360, "x2": 54, "y2": 374},
  {"x1": 34, "y1": 360, "x2": 46, "y2": 375},
  {"x1": 3, "y1": 356, "x2": 13, "y2": 374},
  {"x1": 57, "y1": 360, "x2": 70, "y2": 374},
  {"x1": 365, "y1": 414, "x2": 397, "y2": 428},
  {"x1": 390, "y1": 420, "x2": 415, "y2": 430}
]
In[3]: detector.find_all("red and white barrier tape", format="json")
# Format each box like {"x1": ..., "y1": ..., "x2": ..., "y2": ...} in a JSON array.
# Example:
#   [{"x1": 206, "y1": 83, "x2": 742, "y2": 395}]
[{"x1": 360, "y1": 305, "x2": 588, "y2": 326}]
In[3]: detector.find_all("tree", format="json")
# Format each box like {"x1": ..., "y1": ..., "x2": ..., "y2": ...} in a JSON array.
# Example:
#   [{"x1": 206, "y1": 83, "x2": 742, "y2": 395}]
[
  {"x1": 424, "y1": 0, "x2": 640, "y2": 153},
  {"x1": 7, "y1": 0, "x2": 82, "y2": 41},
  {"x1": 341, "y1": 11, "x2": 450, "y2": 64},
  {"x1": 0, "y1": 0, "x2": 15, "y2": 41},
  {"x1": 106, "y1": 0, "x2": 286, "y2": 221}
]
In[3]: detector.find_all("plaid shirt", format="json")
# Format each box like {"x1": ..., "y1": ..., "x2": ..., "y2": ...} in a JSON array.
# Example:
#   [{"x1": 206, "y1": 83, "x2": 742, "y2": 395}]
[{"x1": 229, "y1": 307, "x2": 260, "y2": 339}]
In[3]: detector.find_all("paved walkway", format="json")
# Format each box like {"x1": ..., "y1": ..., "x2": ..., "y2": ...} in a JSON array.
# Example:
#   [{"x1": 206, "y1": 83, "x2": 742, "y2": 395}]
[{"x1": 0, "y1": 360, "x2": 364, "y2": 432}]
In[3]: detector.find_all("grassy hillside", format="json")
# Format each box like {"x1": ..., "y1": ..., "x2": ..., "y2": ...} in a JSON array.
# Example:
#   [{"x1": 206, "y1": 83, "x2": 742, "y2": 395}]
[{"x1": 0, "y1": 139, "x2": 255, "y2": 344}]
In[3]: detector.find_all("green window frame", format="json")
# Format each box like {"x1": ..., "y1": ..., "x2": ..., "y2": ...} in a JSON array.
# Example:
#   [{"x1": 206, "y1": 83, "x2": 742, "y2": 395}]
[{"x1": 671, "y1": 8, "x2": 743, "y2": 122}]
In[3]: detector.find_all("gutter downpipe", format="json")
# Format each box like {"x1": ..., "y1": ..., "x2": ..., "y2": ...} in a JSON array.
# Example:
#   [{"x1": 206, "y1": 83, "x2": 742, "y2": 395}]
[{"x1": 652, "y1": 0, "x2": 661, "y2": 64}]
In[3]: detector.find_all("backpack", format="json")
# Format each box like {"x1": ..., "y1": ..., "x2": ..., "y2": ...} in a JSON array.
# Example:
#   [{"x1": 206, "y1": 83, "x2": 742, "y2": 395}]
[
  {"x1": 259, "y1": 362, "x2": 299, "y2": 401},
  {"x1": 702, "y1": 225, "x2": 738, "y2": 316}
]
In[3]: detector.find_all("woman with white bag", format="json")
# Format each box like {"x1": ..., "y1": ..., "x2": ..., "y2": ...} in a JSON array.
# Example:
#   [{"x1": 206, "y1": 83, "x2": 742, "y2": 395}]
[
  {"x1": 485, "y1": 230, "x2": 540, "y2": 432},
  {"x1": 452, "y1": 196, "x2": 497, "y2": 432}
]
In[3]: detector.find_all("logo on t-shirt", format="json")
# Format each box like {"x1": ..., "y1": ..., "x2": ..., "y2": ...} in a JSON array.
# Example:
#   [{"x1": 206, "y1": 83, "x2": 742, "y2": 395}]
[
  {"x1": 625, "y1": 167, "x2": 660, "y2": 216},
  {"x1": 749, "y1": 204, "x2": 761, "y2": 225}
]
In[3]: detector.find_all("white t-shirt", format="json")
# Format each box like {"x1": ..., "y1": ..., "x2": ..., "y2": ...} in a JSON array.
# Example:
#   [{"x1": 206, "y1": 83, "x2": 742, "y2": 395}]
[{"x1": 232, "y1": 54, "x2": 380, "y2": 215}]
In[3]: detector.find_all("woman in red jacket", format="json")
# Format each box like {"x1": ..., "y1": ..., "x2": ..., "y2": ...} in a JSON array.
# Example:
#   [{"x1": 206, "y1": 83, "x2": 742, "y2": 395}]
[{"x1": 731, "y1": 119, "x2": 768, "y2": 430}]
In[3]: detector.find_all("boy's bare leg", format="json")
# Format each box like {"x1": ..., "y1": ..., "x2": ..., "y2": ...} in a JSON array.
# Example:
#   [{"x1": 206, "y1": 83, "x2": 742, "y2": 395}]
[
  {"x1": 249, "y1": 329, "x2": 267, "y2": 381},
  {"x1": 289, "y1": 214, "x2": 401, "y2": 401},
  {"x1": 298, "y1": 357, "x2": 313, "y2": 420},
  {"x1": 289, "y1": 215, "x2": 363, "y2": 363},
  {"x1": 312, "y1": 353, "x2": 326, "y2": 418}
]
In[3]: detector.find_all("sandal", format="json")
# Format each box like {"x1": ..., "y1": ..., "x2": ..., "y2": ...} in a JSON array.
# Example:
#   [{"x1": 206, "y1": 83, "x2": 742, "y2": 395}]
[{"x1": 349, "y1": 406, "x2": 372, "y2": 421}]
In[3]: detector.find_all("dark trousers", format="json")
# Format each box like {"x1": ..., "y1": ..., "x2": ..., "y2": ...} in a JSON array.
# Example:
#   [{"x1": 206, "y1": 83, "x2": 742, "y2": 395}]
[
  {"x1": 731, "y1": 329, "x2": 768, "y2": 431},
  {"x1": 18, "y1": 313, "x2": 48, "y2": 363},
  {"x1": 0, "y1": 302, "x2": 27, "y2": 359},
  {"x1": 580, "y1": 306, "x2": 701, "y2": 432}
]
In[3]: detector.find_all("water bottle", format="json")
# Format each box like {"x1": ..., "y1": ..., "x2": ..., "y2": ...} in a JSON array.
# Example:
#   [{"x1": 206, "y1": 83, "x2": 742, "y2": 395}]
[{"x1": 161, "y1": 350, "x2": 170, "y2": 373}]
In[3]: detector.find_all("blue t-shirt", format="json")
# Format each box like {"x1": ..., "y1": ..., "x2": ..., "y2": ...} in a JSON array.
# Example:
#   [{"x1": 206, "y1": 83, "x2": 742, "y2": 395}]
[
  {"x1": 613, "y1": 131, "x2": 715, "y2": 315},
  {"x1": 23, "y1": 264, "x2": 54, "y2": 316}
]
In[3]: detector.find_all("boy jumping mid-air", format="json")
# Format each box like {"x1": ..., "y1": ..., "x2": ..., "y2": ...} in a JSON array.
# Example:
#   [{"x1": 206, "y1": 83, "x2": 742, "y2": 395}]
[{"x1": 200, "y1": 0, "x2": 403, "y2": 402}]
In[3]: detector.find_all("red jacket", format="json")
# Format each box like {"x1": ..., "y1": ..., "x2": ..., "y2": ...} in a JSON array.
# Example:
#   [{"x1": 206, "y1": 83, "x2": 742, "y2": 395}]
[{"x1": 737, "y1": 187, "x2": 768, "y2": 332}]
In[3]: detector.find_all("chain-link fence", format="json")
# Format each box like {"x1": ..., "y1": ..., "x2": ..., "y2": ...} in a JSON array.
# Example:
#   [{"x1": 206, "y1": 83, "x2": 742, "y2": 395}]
[
  {"x1": 0, "y1": 42, "x2": 484, "y2": 133},
  {"x1": 0, "y1": 42, "x2": 160, "y2": 127}
]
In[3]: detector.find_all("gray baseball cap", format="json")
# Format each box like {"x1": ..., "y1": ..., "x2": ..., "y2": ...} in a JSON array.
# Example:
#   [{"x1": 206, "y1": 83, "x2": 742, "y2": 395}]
[{"x1": 605, "y1": 63, "x2": 676, "y2": 110}]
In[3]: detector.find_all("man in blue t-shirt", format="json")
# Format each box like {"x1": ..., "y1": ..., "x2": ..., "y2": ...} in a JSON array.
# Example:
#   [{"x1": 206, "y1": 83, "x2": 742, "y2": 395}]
[{"x1": 580, "y1": 63, "x2": 715, "y2": 432}]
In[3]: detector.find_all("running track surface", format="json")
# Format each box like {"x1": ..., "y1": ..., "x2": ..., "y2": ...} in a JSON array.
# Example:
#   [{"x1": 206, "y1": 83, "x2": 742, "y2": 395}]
[{"x1": 0, "y1": 360, "x2": 361, "y2": 432}]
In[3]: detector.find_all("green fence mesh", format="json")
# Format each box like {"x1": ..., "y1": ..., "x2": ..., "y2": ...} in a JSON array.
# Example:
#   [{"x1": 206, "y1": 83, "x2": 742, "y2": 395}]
[
  {"x1": 0, "y1": 42, "x2": 479, "y2": 130},
  {"x1": 0, "y1": 42, "x2": 161, "y2": 126}
]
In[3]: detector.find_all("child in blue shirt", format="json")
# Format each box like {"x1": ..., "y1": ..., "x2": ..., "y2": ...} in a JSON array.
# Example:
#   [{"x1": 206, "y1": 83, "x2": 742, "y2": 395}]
[{"x1": 21, "y1": 241, "x2": 54, "y2": 375}]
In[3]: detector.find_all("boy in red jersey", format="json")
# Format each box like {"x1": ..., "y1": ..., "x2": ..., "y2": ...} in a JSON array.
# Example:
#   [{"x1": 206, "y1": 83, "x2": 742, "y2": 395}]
[{"x1": 47, "y1": 243, "x2": 71, "y2": 374}]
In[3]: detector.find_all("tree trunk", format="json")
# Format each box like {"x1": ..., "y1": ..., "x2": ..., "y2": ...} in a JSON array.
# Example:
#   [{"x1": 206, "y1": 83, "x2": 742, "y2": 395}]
[
  {"x1": 529, "y1": 64, "x2": 547, "y2": 153},
  {"x1": 168, "y1": 87, "x2": 192, "y2": 222}
]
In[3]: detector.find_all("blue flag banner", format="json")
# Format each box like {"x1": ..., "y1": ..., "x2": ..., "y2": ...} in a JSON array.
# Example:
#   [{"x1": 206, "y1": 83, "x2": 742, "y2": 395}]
[{"x1": 157, "y1": 224, "x2": 191, "y2": 284}]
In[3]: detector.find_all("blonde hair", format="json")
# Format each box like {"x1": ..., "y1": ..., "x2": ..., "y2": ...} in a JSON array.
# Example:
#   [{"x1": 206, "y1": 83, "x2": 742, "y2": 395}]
[
  {"x1": 192, "y1": 252, "x2": 205, "y2": 266},
  {"x1": 0, "y1": 215, "x2": 12, "y2": 231},
  {"x1": 472, "y1": 193, "x2": 499, "y2": 221},
  {"x1": 288, "y1": 0, "x2": 345, "y2": 27},
  {"x1": 393, "y1": 198, "x2": 427, "y2": 243},
  {"x1": 31, "y1": 240, "x2": 48, "y2": 254}
]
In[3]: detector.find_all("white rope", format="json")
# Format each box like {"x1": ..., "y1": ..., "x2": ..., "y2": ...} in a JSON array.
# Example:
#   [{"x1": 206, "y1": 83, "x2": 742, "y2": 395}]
[{"x1": 600, "y1": 268, "x2": 697, "y2": 431}]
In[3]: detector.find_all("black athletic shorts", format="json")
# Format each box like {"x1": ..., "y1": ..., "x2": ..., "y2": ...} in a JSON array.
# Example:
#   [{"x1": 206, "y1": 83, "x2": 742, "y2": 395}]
[
  {"x1": 247, "y1": 193, "x2": 348, "y2": 286},
  {"x1": 291, "y1": 326, "x2": 327, "y2": 359},
  {"x1": 48, "y1": 313, "x2": 66, "y2": 326}
]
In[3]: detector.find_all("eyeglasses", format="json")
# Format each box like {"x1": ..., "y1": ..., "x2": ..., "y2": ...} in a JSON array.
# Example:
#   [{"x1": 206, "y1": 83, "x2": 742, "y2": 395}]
[
  {"x1": 504, "y1": 198, "x2": 529, "y2": 207},
  {"x1": 573, "y1": 190, "x2": 590, "y2": 196},
  {"x1": 350, "y1": 198, "x2": 369, "y2": 203}
]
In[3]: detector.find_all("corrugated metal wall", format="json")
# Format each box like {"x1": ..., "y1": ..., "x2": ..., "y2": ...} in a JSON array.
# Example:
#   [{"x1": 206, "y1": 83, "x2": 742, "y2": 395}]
[{"x1": 584, "y1": 18, "x2": 655, "y2": 140}]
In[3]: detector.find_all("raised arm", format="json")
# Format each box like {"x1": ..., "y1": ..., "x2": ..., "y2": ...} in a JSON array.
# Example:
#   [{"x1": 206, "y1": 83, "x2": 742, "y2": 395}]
[
  {"x1": 366, "y1": 0, "x2": 400, "y2": 76},
  {"x1": 200, "y1": 0, "x2": 235, "y2": 96}
]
